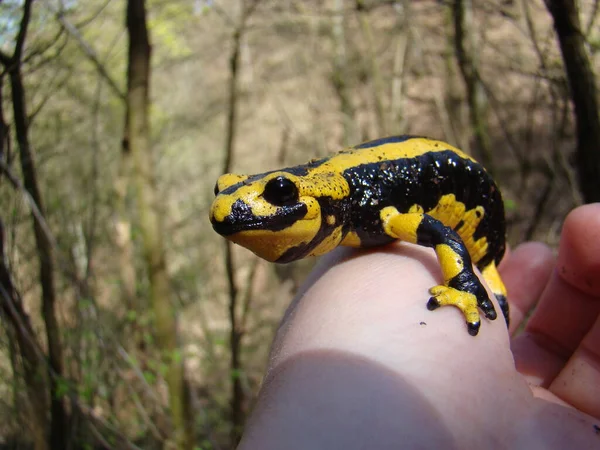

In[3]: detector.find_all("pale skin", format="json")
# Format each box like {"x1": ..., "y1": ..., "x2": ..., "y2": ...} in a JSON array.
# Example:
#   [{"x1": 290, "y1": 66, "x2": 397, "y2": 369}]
[{"x1": 238, "y1": 204, "x2": 600, "y2": 449}]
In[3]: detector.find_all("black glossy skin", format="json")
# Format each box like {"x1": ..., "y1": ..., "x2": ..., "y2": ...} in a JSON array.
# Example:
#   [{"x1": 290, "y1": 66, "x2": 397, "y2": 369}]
[
  {"x1": 341, "y1": 149, "x2": 505, "y2": 271},
  {"x1": 263, "y1": 142, "x2": 505, "y2": 269}
]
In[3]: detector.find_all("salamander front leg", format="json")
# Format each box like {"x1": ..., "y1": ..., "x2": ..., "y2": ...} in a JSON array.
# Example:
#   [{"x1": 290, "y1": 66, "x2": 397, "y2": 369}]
[{"x1": 380, "y1": 207, "x2": 498, "y2": 336}]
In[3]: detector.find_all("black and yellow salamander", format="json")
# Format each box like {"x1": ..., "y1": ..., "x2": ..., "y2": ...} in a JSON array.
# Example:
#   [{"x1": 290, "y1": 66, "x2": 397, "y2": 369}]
[{"x1": 209, "y1": 135, "x2": 508, "y2": 336}]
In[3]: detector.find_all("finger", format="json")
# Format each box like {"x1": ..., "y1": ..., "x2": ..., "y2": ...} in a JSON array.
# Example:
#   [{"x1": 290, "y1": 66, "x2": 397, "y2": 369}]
[
  {"x1": 555, "y1": 203, "x2": 600, "y2": 296},
  {"x1": 549, "y1": 313, "x2": 600, "y2": 419},
  {"x1": 519, "y1": 398, "x2": 600, "y2": 448},
  {"x1": 498, "y1": 242, "x2": 555, "y2": 334},
  {"x1": 546, "y1": 204, "x2": 600, "y2": 418},
  {"x1": 527, "y1": 204, "x2": 600, "y2": 352},
  {"x1": 512, "y1": 204, "x2": 600, "y2": 387}
]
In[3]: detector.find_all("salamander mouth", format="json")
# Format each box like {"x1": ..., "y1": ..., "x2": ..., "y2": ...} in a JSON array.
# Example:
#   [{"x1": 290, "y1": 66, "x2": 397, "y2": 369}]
[{"x1": 212, "y1": 199, "x2": 308, "y2": 236}]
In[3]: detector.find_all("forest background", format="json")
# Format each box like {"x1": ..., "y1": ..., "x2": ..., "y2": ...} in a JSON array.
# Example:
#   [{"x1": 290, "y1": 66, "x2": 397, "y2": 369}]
[{"x1": 0, "y1": 0, "x2": 599, "y2": 449}]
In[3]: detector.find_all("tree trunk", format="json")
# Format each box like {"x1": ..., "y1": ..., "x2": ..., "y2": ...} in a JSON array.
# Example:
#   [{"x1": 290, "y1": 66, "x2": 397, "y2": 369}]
[
  {"x1": 544, "y1": 0, "x2": 600, "y2": 203},
  {"x1": 221, "y1": 1, "x2": 261, "y2": 443},
  {"x1": 389, "y1": 1, "x2": 410, "y2": 134},
  {"x1": 0, "y1": 76, "x2": 10, "y2": 169},
  {"x1": 0, "y1": 215, "x2": 50, "y2": 450},
  {"x1": 443, "y1": 4, "x2": 467, "y2": 150},
  {"x1": 332, "y1": 0, "x2": 358, "y2": 146},
  {"x1": 125, "y1": 0, "x2": 193, "y2": 448},
  {"x1": 0, "y1": 1, "x2": 69, "y2": 447},
  {"x1": 115, "y1": 126, "x2": 137, "y2": 319},
  {"x1": 9, "y1": 58, "x2": 69, "y2": 450},
  {"x1": 1, "y1": 76, "x2": 50, "y2": 450},
  {"x1": 356, "y1": 0, "x2": 387, "y2": 136},
  {"x1": 223, "y1": 2, "x2": 248, "y2": 442},
  {"x1": 452, "y1": 0, "x2": 494, "y2": 171}
]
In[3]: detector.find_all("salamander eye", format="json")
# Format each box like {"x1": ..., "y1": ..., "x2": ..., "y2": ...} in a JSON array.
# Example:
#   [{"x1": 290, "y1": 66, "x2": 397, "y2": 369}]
[
  {"x1": 263, "y1": 176, "x2": 299, "y2": 206},
  {"x1": 213, "y1": 181, "x2": 220, "y2": 196}
]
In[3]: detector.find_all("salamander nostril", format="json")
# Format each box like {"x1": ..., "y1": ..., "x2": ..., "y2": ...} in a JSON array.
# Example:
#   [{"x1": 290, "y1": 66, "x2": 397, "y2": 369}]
[{"x1": 229, "y1": 199, "x2": 254, "y2": 220}]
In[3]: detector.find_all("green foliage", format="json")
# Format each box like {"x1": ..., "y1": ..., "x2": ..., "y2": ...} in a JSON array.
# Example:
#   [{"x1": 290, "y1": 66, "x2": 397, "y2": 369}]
[
  {"x1": 195, "y1": 440, "x2": 215, "y2": 450},
  {"x1": 143, "y1": 370, "x2": 157, "y2": 384},
  {"x1": 79, "y1": 376, "x2": 95, "y2": 403},
  {"x1": 126, "y1": 309, "x2": 138, "y2": 322},
  {"x1": 148, "y1": 1, "x2": 197, "y2": 59},
  {"x1": 55, "y1": 377, "x2": 70, "y2": 399},
  {"x1": 143, "y1": 330, "x2": 154, "y2": 346},
  {"x1": 504, "y1": 198, "x2": 517, "y2": 213},
  {"x1": 171, "y1": 349, "x2": 182, "y2": 364}
]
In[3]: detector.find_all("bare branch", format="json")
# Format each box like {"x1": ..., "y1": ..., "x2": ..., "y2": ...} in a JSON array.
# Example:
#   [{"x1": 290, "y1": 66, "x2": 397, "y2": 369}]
[
  {"x1": 14, "y1": 0, "x2": 34, "y2": 61},
  {"x1": 74, "y1": 0, "x2": 113, "y2": 28},
  {"x1": 116, "y1": 346, "x2": 165, "y2": 407},
  {"x1": 222, "y1": 1, "x2": 264, "y2": 443},
  {"x1": 40, "y1": 0, "x2": 126, "y2": 100},
  {"x1": 0, "y1": 159, "x2": 59, "y2": 251},
  {"x1": 240, "y1": 258, "x2": 260, "y2": 331},
  {"x1": 0, "y1": 51, "x2": 10, "y2": 67}
]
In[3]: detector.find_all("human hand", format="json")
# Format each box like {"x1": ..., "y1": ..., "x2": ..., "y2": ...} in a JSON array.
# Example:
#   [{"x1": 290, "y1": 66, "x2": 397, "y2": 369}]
[{"x1": 238, "y1": 204, "x2": 600, "y2": 449}]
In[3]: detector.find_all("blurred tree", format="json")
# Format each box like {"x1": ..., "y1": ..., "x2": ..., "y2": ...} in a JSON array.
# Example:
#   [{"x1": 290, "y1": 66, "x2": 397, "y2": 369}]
[
  {"x1": 452, "y1": 0, "x2": 493, "y2": 172},
  {"x1": 222, "y1": 0, "x2": 261, "y2": 442},
  {"x1": 389, "y1": 1, "x2": 410, "y2": 135},
  {"x1": 125, "y1": 0, "x2": 194, "y2": 447},
  {"x1": 544, "y1": 0, "x2": 600, "y2": 203},
  {"x1": 332, "y1": 0, "x2": 358, "y2": 146},
  {"x1": 355, "y1": 0, "x2": 387, "y2": 136},
  {"x1": 0, "y1": 1, "x2": 69, "y2": 448},
  {"x1": 0, "y1": 170, "x2": 49, "y2": 450}
]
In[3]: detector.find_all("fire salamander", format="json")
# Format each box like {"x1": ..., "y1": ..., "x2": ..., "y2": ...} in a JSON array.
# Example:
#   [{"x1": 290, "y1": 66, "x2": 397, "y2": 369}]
[{"x1": 209, "y1": 135, "x2": 507, "y2": 336}]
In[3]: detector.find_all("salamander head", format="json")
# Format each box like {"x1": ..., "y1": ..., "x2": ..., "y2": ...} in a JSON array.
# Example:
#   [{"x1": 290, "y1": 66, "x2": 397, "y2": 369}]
[{"x1": 209, "y1": 170, "x2": 349, "y2": 262}]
